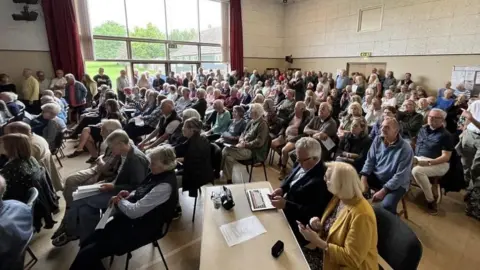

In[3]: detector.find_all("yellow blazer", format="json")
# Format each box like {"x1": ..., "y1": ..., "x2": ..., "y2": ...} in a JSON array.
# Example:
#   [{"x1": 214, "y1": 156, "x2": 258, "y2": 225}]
[{"x1": 320, "y1": 196, "x2": 378, "y2": 270}]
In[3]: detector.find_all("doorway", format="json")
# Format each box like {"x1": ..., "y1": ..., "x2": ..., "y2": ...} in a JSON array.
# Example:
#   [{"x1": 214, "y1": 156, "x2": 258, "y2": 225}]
[{"x1": 347, "y1": 62, "x2": 387, "y2": 77}]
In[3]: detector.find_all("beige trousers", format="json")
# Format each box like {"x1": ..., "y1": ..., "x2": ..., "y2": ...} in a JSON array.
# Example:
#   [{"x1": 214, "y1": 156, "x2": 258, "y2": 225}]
[
  {"x1": 412, "y1": 157, "x2": 449, "y2": 202},
  {"x1": 221, "y1": 147, "x2": 252, "y2": 180},
  {"x1": 63, "y1": 168, "x2": 98, "y2": 206}
]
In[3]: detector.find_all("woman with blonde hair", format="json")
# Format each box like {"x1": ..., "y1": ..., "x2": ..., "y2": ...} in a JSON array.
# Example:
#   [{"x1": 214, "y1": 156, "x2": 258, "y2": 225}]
[
  {"x1": 352, "y1": 75, "x2": 365, "y2": 97},
  {"x1": 82, "y1": 73, "x2": 98, "y2": 105},
  {"x1": 367, "y1": 73, "x2": 382, "y2": 97},
  {"x1": 338, "y1": 102, "x2": 365, "y2": 138},
  {"x1": 305, "y1": 90, "x2": 316, "y2": 117},
  {"x1": 0, "y1": 133, "x2": 42, "y2": 201},
  {"x1": 297, "y1": 162, "x2": 378, "y2": 270},
  {"x1": 136, "y1": 73, "x2": 150, "y2": 89}
]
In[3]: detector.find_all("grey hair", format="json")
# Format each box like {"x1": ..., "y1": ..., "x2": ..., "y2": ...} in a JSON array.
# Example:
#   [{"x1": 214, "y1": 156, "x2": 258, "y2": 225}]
[
  {"x1": 0, "y1": 92, "x2": 17, "y2": 101},
  {"x1": 430, "y1": 108, "x2": 447, "y2": 119},
  {"x1": 65, "y1": 73, "x2": 75, "y2": 80},
  {"x1": 101, "y1": 119, "x2": 122, "y2": 132},
  {"x1": 40, "y1": 95, "x2": 55, "y2": 105},
  {"x1": 42, "y1": 90, "x2": 54, "y2": 96},
  {"x1": 319, "y1": 102, "x2": 332, "y2": 113},
  {"x1": 0, "y1": 175, "x2": 5, "y2": 198},
  {"x1": 41, "y1": 102, "x2": 61, "y2": 114},
  {"x1": 250, "y1": 103, "x2": 265, "y2": 119},
  {"x1": 213, "y1": 99, "x2": 224, "y2": 109},
  {"x1": 197, "y1": 89, "x2": 206, "y2": 98},
  {"x1": 287, "y1": 89, "x2": 296, "y2": 96},
  {"x1": 146, "y1": 144, "x2": 177, "y2": 171},
  {"x1": 182, "y1": 108, "x2": 201, "y2": 121},
  {"x1": 183, "y1": 118, "x2": 203, "y2": 133},
  {"x1": 295, "y1": 137, "x2": 322, "y2": 159},
  {"x1": 105, "y1": 129, "x2": 130, "y2": 146}
]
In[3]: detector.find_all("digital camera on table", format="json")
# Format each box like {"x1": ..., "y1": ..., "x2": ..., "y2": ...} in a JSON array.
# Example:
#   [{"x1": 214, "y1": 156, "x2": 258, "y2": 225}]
[{"x1": 211, "y1": 186, "x2": 235, "y2": 210}]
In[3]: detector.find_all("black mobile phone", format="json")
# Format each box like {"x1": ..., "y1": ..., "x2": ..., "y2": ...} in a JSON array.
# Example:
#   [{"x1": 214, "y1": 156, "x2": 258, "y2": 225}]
[{"x1": 271, "y1": 240, "x2": 284, "y2": 258}]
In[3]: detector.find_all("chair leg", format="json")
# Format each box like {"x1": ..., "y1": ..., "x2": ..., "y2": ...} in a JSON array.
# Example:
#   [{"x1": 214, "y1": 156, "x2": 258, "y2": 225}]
[
  {"x1": 245, "y1": 164, "x2": 250, "y2": 174},
  {"x1": 401, "y1": 197, "x2": 408, "y2": 220},
  {"x1": 154, "y1": 240, "x2": 169, "y2": 270},
  {"x1": 248, "y1": 164, "x2": 253, "y2": 183},
  {"x1": 24, "y1": 246, "x2": 38, "y2": 268},
  {"x1": 59, "y1": 148, "x2": 65, "y2": 158},
  {"x1": 125, "y1": 252, "x2": 132, "y2": 270},
  {"x1": 55, "y1": 154, "x2": 63, "y2": 167},
  {"x1": 192, "y1": 196, "x2": 197, "y2": 223},
  {"x1": 262, "y1": 163, "x2": 268, "y2": 182}
]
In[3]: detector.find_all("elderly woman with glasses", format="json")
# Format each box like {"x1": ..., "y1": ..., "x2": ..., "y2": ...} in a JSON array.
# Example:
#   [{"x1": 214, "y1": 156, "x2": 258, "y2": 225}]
[
  {"x1": 298, "y1": 162, "x2": 378, "y2": 270},
  {"x1": 69, "y1": 145, "x2": 179, "y2": 270},
  {"x1": 334, "y1": 118, "x2": 372, "y2": 173},
  {"x1": 30, "y1": 102, "x2": 66, "y2": 150}
]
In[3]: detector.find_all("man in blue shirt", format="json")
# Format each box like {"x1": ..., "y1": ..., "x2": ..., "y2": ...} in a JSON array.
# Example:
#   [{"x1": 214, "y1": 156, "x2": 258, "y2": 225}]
[
  {"x1": 335, "y1": 69, "x2": 349, "y2": 90},
  {"x1": 360, "y1": 118, "x2": 413, "y2": 214},
  {"x1": 0, "y1": 176, "x2": 33, "y2": 270},
  {"x1": 412, "y1": 109, "x2": 453, "y2": 215}
]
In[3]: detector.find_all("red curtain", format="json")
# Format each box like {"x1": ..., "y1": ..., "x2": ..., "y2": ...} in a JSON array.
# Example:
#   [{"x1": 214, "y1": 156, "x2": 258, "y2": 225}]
[
  {"x1": 230, "y1": 0, "x2": 244, "y2": 78},
  {"x1": 42, "y1": 0, "x2": 84, "y2": 80}
]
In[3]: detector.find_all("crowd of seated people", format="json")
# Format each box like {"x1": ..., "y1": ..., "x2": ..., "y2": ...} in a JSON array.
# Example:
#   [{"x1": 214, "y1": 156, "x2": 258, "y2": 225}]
[{"x1": 3, "y1": 65, "x2": 480, "y2": 270}]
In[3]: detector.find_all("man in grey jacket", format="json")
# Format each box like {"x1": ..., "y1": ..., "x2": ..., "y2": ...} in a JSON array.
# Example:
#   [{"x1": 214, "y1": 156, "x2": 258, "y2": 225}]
[{"x1": 52, "y1": 130, "x2": 150, "y2": 247}]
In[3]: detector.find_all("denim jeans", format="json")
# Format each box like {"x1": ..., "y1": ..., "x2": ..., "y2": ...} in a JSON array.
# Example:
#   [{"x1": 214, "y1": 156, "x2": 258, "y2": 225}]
[{"x1": 367, "y1": 174, "x2": 406, "y2": 215}]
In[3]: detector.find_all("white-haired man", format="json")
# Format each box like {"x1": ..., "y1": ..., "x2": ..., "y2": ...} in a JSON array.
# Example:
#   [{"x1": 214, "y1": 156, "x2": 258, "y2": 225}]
[
  {"x1": 0, "y1": 175, "x2": 33, "y2": 270},
  {"x1": 412, "y1": 109, "x2": 453, "y2": 215},
  {"x1": 221, "y1": 103, "x2": 269, "y2": 184},
  {"x1": 20, "y1": 68, "x2": 40, "y2": 114},
  {"x1": 64, "y1": 73, "x2": 88, "y2": 122},
  {"x1": 175, "y1": 87, "x2": 192, "y2": 114},
  {"x1": 0, "y1": 92, "x2": 21, "y2": 117},
  {"x1": 52, "y1": 130, "x2": 149, "y2": 247},
  {"x1": 270, "y1": 137, "x2": 332, "y2": 246},
  {"x1": 335, "y1": 69, "x2": 349, "y2": 90}
]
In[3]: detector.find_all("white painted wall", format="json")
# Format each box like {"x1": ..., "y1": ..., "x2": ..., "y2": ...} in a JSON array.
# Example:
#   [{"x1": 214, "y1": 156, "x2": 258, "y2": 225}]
[
  {"x1": 242, "y1": 0, "x2": 285, "y2": 58},
  {"x1": 283, "y1": 0, "x2": 480, "y2": 58},
  {"x1": 0, "y1": 1, "x2": 49, "y2": 51}
]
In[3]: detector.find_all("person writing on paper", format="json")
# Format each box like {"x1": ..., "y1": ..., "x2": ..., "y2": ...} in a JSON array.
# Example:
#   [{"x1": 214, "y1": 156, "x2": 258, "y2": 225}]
[
  {"x1": 270, "y1": 137, "x2": 332, "y2": 247},
  {"x1": 297, "y1": 162, "x2": 378, "y2": 270},
  {"x1": 52, "y1": 130, "x2": 149, "y2": 246},
  {"x1": 304, "y1": 102, "x2": 338, "y2": 160},
  {"x1": 360, "y1": 118, "x2": 413, "y2": 214},
  {"x1": 138, "y1": 99, "x2": 182, "y2": 151},
  {"x1": 221, "y1": 103, "x2": 269, "y2": 184},
  {"x1": 70, "y1": 145, "x2": 179, "y2": 270}
]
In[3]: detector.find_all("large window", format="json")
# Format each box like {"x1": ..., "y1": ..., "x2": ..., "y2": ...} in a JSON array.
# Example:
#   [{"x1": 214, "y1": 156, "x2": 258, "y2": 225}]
[{"x1": 88, "y1": 0, "x2": 224, "y2": 65}]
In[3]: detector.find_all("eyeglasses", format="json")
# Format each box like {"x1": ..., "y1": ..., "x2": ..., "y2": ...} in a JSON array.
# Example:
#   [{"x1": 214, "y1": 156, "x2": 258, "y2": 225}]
[
  {"x1": 428, "y1": 115, "x2": 443, "y2": 120},
  {"x1": 297, "y1": 156, "x2": 313, "y2": 163}
]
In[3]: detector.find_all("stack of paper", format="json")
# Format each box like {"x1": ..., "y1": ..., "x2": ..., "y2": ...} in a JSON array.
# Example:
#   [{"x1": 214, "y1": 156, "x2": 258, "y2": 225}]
[{"x1": 72, "y1": 184, "x2": 103, "y2": 201}]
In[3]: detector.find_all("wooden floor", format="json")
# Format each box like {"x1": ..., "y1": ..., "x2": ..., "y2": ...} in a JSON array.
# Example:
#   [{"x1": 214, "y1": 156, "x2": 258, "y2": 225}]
[{"x1": 28, "y1": 143, "x2": 480, "y2": 270}]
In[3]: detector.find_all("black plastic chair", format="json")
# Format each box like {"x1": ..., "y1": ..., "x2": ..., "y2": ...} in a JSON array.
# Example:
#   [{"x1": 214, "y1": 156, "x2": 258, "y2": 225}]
[
  {"x1": 24, "y1": 187, "x2": 39, "y2": 269},
  {"x1": 109, "y1": 221, "x2": 171, "y2": 270},
  {"x1": 374, "y1": 205, "x2": 422, "y2": 270},
  {"x1": 50, "y1": 131, "x2": 65, "y2": 167},
  {"x1": 238, "y1": 137, "x2": 271, "y2": 183}
]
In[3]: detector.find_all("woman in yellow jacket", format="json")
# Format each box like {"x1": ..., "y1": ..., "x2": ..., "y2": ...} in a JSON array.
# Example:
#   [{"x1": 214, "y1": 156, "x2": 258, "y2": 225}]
[{"x1": 297, "y1": 162, "x2": 378, "y2": 270}]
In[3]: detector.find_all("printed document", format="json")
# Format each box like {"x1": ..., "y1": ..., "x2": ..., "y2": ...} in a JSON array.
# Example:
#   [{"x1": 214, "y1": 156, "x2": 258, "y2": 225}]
[{"x1": 219, "y1": 216, "x2": 267, "y2": 247}]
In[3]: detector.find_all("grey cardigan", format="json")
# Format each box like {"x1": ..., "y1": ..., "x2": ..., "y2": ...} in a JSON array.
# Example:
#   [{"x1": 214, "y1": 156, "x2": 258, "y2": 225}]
[{"x1": 110, "y1": 144, "x2": 150, "y2": 192}]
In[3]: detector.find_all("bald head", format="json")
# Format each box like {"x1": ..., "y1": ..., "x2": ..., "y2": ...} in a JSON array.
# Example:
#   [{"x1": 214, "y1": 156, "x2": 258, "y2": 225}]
[{"x1": 5, "y1": 121, "x2": 32, "y2": 136}]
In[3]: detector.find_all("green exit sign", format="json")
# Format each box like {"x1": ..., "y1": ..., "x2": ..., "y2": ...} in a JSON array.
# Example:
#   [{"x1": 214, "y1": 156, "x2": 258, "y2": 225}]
[
  {"x1": 360, "y1": 52, "x2": 372, "y2": 57},
  {"x1": 168, "y1": 44, "x2": 178, "y2": 49}
]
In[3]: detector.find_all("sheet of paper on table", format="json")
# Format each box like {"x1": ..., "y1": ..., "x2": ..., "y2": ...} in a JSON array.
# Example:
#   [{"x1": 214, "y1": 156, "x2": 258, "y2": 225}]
[{"x1": 219, "y1": 216, "x2": 267, "y2": 247}]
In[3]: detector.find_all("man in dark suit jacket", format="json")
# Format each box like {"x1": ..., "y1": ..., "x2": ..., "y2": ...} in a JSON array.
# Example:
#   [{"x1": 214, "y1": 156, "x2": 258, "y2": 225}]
[
  {"x1": 270, "y1": 137, "x2": 332, "y2": 246},
  {"x1": 191, "y1": 89, "x2": 207, "y2": 120}
]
